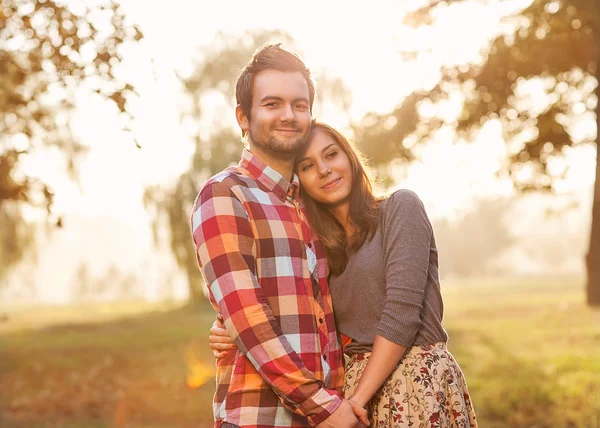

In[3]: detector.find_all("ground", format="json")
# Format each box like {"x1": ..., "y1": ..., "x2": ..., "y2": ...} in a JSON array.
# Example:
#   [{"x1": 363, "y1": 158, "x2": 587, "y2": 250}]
[{"x1": 1, "y1": 277, "x2": 599, "y2": 427}]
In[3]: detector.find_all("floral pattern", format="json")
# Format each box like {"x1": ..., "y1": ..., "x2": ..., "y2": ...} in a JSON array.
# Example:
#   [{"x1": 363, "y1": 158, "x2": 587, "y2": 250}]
[{"x1": 343, "y1": 343, "x2": 477, "y2": 427}]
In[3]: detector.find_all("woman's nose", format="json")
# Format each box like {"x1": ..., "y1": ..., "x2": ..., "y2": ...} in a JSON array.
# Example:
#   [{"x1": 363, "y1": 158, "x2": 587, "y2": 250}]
[{"x1": 318, "y1": 163, "x2": 331, "y2": 177}]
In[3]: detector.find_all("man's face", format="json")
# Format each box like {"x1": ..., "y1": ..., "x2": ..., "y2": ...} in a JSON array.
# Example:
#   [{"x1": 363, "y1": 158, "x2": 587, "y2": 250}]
[{"x1": 240, "y1": 70, "x2": 312, "y2": 158}]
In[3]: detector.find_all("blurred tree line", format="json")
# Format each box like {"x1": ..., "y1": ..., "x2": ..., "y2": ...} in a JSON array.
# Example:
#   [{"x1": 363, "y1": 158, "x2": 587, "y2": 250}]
[
  {"x1": 0, "y1": 0, "x2": 141, "y2": 277},
  {"x1": 398, "y1": 0, "x2": 599, "y2": 304},
  {"x1": 152, "y1": 0, "x2": 598, "y2": 305},
  {"x1": 1, "y1": 0, "x2": 598, "y2": 305}
]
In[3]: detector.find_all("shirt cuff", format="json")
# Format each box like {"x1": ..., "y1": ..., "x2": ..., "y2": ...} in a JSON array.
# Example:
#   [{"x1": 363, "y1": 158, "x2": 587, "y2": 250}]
[{"x1": 298, "y1": 388, "x2": 343, "y2": 426}]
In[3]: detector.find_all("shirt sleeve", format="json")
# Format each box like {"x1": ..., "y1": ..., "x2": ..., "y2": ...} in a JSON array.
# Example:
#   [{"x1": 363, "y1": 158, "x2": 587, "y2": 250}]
[
  {"x1": 376, "y1": 189, "x2": 433, "y2": 347},
  {"x1": 191, "y1": 180, "x2": 341, "y2": 426}
]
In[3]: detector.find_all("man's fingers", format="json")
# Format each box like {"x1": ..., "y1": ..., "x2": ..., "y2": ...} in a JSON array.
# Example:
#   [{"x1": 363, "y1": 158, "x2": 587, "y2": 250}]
[
  {"x1": 356, "y1": 408, "x2": 369, "y2": 426},
  {"x1": 348, "y1": 400, "x2": 370, "y2": 427},
  {"x1": 358, "y1": 413, "x2": 370, "y2": 426}
]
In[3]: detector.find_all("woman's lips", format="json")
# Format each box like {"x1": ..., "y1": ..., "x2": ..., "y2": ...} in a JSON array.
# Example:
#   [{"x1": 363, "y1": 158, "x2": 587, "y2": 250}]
[{"x1": 321, "y1": 177, "x2": 341, "y2": 189}]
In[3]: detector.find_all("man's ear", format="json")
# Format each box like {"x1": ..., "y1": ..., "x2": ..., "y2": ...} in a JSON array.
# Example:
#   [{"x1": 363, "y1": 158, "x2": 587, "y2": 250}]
[{"x1": 235, "y1": 105, "x2": 249, "y2": 135}]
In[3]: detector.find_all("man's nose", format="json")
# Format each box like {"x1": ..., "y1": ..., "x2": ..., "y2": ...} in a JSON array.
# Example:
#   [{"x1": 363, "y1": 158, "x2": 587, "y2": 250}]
[{"x1": 279, "y1": 104, "x2": 296, "y2": 122}]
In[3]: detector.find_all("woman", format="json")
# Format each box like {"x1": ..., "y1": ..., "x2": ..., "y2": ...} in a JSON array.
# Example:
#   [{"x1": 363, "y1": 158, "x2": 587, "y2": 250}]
[{"x1": 209, "y1": 123, "x2": 477, "y2": 427}]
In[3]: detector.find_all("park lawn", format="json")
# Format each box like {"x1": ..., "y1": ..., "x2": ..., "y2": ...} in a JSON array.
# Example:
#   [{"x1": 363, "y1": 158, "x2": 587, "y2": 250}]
[{"x1": 1, "y1": 277, "x2": 599, "y2": 427}]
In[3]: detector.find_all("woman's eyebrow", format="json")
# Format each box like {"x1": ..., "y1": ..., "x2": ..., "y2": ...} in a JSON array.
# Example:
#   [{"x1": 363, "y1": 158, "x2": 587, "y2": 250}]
[{"x1": 297, "y1": 144, "x2": 335, "y2": 164}]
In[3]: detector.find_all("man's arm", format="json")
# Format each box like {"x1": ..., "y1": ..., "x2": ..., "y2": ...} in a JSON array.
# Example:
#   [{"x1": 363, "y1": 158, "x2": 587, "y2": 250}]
[
  {"x1": 191, "y1": 180, "x2": 341, "y2": 426},
  {"x1": 208, "y1": 317, "x2": 368, "y2": 427}
]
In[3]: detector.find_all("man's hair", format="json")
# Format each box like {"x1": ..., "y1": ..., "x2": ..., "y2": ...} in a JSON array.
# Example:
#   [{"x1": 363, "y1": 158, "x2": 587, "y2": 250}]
[{"x1": 236, "y1": 44, "x2": 316, "y2": 120}]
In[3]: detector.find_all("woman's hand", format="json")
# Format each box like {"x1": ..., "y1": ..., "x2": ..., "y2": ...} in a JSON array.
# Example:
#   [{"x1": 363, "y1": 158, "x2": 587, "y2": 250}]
[
  {"x1": 209, "y1": 314, "x2": 237, "y2": 359},
  {"x1": 348, "y1": 398, "x2": 370, "y2": 426}
]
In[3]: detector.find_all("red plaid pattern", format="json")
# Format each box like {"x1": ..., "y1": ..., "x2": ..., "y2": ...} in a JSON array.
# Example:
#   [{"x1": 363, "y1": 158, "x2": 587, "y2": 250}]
[{"x1": 191, "y1": 149, "x2": 344, "y2": 427}]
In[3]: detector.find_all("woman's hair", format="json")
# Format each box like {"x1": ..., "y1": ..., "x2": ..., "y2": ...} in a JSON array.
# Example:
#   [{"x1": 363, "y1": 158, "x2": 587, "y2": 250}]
[{"x1": 299, "y1": 122, "x2": 383, "y2": 275}]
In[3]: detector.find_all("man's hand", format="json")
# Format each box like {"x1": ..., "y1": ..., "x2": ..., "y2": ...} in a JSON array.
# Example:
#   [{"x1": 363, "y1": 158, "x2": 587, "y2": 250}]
[
  {"x1": 348, "y1": 398, "x2": 370, "y2": 426},
  {"x1": 316, "y1": 399, "x2": 361, "y2": 428},
  {"x1": 208, "y1": 314, "x2": 237, "y2": 359}
]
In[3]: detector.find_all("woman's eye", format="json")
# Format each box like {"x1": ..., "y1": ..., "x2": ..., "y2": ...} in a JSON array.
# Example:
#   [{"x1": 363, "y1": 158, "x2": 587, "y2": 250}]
[
  {"x1": 301, "y1": 164, "x2": 313, "y2": 172},
  {"x1": 326, "y1": 151, "x2": 338, "y2": 159}
]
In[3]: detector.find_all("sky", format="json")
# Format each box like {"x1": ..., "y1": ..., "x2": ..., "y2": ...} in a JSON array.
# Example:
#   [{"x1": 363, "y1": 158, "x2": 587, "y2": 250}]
[
  {"x1": 49, "y1": 0, "x2": 547, "y2": 219},
  {"x1": 4, "y1": 0, "x2": 595, "y2": 303}
]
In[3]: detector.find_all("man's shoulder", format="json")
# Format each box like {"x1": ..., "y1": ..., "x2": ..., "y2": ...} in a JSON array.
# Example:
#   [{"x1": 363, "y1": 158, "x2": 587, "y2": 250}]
[{"x1": 199, "y1": 166, "x2": 256, "y2": 196}]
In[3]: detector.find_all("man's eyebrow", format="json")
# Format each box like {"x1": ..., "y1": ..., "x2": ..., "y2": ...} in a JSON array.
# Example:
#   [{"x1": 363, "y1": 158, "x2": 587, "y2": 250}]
[
  {"x1": 259, "y1": 96, "x2": 309, "y2": 104},
  {"x1": 259, "y1": 96, "x2": 283, "y2": 103},
  {"x1": 297, "y1": 144, "x2": 336, "y2": 164}
]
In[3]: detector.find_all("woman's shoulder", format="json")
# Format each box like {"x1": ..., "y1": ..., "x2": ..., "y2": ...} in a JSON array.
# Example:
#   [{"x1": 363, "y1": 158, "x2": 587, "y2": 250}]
[
  {"x1": 380, "y1": 189, "x2": 431, "y2": 233},
  {"x1": 382, "y1": 189, "x2": 425, "y2": 213}
]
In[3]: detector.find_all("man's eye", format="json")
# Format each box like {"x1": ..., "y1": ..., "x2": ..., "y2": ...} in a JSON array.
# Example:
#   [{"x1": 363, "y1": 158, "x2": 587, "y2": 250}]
[
  {"x1": 295, "y1": 104, "x2": 308, "y2": 110},
  {"x1": 265, "y1": 102, "x2": 277, "y2": 107}
]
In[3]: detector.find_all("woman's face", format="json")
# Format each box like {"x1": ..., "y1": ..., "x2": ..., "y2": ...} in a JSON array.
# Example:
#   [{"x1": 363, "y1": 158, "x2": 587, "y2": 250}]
[{"x1": 296, "y1": 128, "x2": 353, "y2": 206}]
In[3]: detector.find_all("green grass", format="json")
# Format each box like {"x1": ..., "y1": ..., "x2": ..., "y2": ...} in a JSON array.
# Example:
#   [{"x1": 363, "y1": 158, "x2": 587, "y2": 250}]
[
  {"x1": 1, "y1": 277, "x2": 599, "y2": 427},
  {"x1": 442, "y1": 277, "x2": 600, "y2": 428}
]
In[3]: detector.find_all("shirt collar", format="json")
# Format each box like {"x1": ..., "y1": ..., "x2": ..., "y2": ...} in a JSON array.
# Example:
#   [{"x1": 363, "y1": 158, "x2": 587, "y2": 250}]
[{"x1": 239, "y1": 149, "x2": 300, "y2": 201}]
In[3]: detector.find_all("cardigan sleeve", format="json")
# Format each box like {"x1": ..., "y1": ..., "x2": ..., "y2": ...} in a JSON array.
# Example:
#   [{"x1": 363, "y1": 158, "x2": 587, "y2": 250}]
[{"x1": 376, "y1": 189, "x2": 433, "y2": 347}]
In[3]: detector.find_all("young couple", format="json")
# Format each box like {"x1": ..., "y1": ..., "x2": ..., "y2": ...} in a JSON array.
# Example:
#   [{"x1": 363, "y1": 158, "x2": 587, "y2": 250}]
[{"x1": 191, "y1": 44, "x2": 477, "y2": 427}]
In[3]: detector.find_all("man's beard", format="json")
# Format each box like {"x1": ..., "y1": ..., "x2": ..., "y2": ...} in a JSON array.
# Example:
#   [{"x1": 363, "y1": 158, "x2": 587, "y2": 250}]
[{"x1": 248, "y1": 127, "x2": 308, "y2": 157}]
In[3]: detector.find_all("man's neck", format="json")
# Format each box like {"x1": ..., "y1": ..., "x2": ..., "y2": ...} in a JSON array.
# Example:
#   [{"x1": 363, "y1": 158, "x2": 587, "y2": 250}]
[{"x1": 248, "y1": 145, "x2": 295, "y2": 183}]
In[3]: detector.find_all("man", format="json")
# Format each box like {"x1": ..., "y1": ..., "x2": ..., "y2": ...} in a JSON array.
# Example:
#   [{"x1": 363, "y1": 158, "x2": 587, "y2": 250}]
[{"x1": 190, "y1": 45, "x2": 365, "y2": 427}]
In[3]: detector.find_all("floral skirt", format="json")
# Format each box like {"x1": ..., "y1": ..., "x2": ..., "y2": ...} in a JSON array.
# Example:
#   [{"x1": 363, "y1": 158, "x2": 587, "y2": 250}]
[{"x1": 343, "y1": 342, "x2": 477, "y2": 428}]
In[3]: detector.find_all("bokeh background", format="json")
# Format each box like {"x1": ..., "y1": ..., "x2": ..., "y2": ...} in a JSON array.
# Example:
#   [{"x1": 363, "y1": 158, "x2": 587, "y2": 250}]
[{"x1": 1, "y1": 0, "x2": 599, "y2": 427}]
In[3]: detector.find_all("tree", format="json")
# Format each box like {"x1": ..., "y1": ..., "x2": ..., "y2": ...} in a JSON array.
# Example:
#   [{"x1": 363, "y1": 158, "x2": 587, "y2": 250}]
[
  {"x1": 0, "y1": 0, "x2": 142, "y2": 278},
  {"x1": 360, "y1": 0, "x2": 600, "y2": 305},
  {"x1": 144, "y1": 30, "x2": 352, "y2": 303}
]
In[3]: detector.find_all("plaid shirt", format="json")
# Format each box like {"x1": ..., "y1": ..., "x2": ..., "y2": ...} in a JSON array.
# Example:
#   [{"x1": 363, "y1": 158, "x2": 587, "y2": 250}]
[{"x1": 191, "y1": 149, "x2": 344, "y2": 427}]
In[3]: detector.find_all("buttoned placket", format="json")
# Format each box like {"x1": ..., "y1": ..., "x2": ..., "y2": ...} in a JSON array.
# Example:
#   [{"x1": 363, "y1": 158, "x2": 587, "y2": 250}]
[{"x1": 287, "y1": 193, "x2": 332, "y2": 387}]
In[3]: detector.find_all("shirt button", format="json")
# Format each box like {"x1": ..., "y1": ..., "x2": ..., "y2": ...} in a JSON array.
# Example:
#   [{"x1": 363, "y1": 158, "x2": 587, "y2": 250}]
[
  {"x1": 323, "y1": 355, "x2": 327, "y2": 361},
  {"x1": 318, "y1": 318, "x2": 323, "y2": 324},
  {"x1": 308, "y1": 242, "x2": 312, "y2": 248}
]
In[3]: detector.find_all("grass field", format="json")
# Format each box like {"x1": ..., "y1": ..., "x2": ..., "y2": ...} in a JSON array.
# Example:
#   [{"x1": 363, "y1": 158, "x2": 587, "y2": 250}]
[{"x1": 1, "y1": 277, "x2": 599, "y2": 427}]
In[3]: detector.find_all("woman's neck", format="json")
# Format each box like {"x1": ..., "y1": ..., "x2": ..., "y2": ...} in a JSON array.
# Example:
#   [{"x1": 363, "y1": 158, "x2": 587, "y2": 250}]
[{"x1": 329, "y1": 202, "x2": 355, "y2": 237}]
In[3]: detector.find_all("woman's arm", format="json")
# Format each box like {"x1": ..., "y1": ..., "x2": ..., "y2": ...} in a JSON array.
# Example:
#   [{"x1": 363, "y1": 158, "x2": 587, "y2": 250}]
[
  {"x1": 350, "y1": 190, "x2": 432, "y2": 407},
  {"x1": 346, "y1": 335, "x2": 407, "y2": 407}
]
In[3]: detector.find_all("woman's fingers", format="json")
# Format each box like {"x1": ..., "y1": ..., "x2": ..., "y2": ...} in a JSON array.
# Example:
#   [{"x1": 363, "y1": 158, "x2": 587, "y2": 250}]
[
  {"x1": 209, "y1": 339, "x2": 237, "y2": 350},
  {"x1": 213, "y1": 349, "x2": 229, "y2": 359},
  {"x1": 210, "y1": 318, "x2": 229, "y2": 336},
  {"x1": 210, "y1": 313, "x2": 236, "y2": 360},
  {"x1": 216, "y1": 313, "x2": 225, "y2": 328},
  {"x1": 209, "y1": 326, "x2": 234, "y2": 341}
]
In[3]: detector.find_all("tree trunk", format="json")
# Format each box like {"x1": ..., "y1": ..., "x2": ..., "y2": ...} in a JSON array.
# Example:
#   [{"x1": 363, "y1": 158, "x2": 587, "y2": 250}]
[
  {"x1": 587, "y1": 40, "x2": 600, "y2": 306},
  {"x1": 587, "y1": 147, "x2": 600, "y2": 306}
]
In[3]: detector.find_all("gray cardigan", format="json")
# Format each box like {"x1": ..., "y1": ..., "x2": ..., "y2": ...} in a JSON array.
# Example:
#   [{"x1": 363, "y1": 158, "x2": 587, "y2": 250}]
[{"x1": 328, "y1": 189, "x2": 448, "y2": 354}]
